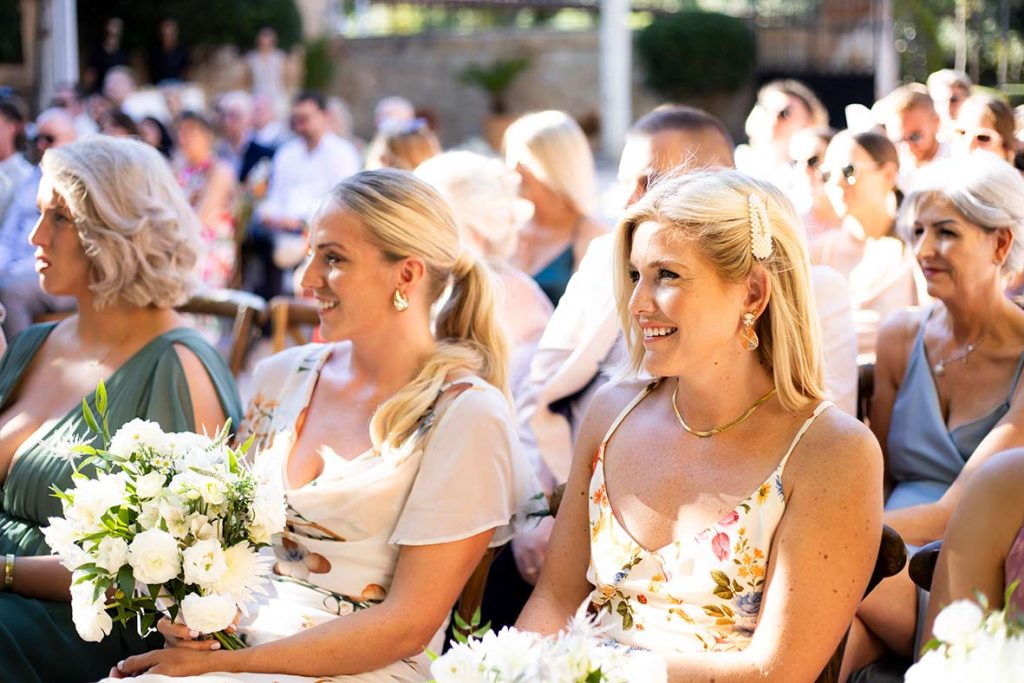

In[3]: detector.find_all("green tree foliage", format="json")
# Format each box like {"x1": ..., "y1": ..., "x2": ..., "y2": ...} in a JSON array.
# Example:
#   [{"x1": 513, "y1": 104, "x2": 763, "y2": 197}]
[
  {"x1": 302, "y1": 38, "x2": 334, "y2": 91},
  {"x1": 79, "y1": 0, "x2": 303, "y2": 56},
  {"x1": 459, "y1": 57, "x2": 532, "y2": 114},
  {"x1": 0, "y1": 1, "x2": 22, "y2": 64},
  {"x1": 635, "y1": 11, "x2": 756, "y2": 99}
]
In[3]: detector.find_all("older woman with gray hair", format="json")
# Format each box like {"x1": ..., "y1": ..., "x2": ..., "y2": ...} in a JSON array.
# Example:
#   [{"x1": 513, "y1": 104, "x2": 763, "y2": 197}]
[
  {"x1": 0, "y1": 136, "x2": 242, "y2": 683},
  {"x1": 844, "y1": 151, "x2": 1024, "y2": 678},
  {"x1": 415, "y1": 150, "x2": 552, "y2": 391}
]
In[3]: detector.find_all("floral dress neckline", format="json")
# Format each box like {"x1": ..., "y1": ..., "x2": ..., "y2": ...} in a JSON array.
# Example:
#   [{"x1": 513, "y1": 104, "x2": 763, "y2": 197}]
[{"x1": 585, "y1": 380, "x2": 832, "y2": 653}]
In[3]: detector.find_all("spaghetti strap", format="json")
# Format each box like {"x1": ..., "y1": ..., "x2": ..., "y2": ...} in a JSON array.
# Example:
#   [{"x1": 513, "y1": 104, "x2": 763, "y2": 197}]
[
  {"x1": 598, "y1": 380, "x2": 661, "y2": 448},
  {"x1": 777, "y1": 401, "x2": 833, "y2": 474},
  {"x1": 1006, "y1": 351, "x2": 1024, "y2": 401}
]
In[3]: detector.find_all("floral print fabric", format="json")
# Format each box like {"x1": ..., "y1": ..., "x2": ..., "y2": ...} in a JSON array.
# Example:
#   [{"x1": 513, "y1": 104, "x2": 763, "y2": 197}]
[{"x1": 585, "y1": 382, "x2": 832, "y2": 654}]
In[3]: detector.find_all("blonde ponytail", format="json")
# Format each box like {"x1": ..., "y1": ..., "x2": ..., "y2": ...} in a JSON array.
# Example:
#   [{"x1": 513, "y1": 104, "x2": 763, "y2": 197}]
[{"x1": 324, "y1": 169, "x2": 511, "y2": 450}]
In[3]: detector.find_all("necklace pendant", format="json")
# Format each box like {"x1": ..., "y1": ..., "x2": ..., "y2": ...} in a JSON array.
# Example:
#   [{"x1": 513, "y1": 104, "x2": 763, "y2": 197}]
[{"x1": 934, "y1": 361, "x2": 945, "y2": 376}]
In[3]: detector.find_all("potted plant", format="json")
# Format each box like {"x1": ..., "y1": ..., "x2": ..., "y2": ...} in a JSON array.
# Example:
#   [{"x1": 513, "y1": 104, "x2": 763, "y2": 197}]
[{"x1": 459, "y1": 56, "x2": 531, "y2": 151}]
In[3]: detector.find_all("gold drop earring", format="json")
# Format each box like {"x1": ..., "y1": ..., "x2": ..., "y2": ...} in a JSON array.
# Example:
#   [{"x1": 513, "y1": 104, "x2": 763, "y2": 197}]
[
  {"x1": 740, "y1": 312, "x2": 759, "y2": 351},
  {"x1": 392, "y1": 288, "x2": 409, "y2": 312}
]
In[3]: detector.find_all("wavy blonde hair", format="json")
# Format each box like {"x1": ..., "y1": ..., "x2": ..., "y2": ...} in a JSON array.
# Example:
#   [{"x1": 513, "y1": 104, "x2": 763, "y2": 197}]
[
  {"x1": 324, "y1": 169, "x2": 510, "y2": 450},
  {"x1": 613, "y1": 169, "x2": 825, "y2": 411},
  {"x1": 41, "y1": 136, "x2": 199, "y2": 309},
  {"x1": 503, "y1": 110, "x2": 596, "y2": 216}
]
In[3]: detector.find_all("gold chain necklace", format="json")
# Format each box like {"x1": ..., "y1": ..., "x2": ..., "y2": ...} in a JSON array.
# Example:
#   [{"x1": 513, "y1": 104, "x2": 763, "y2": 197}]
[{"x1": 671, "y1": 380, "x2": 777, "y2": 438}]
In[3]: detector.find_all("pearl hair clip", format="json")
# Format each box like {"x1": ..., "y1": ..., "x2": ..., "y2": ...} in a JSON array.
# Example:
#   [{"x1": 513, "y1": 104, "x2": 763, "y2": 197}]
[{"x1": 748, "y1": 194, "x2": 773, "y2": 260}]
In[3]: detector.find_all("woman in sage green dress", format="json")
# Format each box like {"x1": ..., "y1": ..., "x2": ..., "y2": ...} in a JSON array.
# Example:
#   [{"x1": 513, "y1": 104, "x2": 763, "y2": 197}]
[{"x1": 0, "y1": 136, "x2": 243, "y2": 683}]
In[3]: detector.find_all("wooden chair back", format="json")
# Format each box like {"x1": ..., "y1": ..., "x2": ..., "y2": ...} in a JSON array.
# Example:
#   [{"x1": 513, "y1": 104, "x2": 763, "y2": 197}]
[
  {"x1": 452, "y1": 547, "x2": 498, "y2": 639},
  {"x1": 269, "y1": 296, "x2": 320, "y2": 353},
  {"x1": 177, "y1": 289, "x2": 268, "y2": 377},
  {"x1": 29, "y1": 290, "x2": 267, "y2": 378},
  {"x1": 815, "y1": 524, "x2": 907, "y2": 683}
]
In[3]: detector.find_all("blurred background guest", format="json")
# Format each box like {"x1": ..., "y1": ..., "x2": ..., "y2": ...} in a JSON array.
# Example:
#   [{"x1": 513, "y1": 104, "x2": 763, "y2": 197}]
[
  {"x1": 952, "y1": 93, "x2": 1018, "y2": 166},
  {"x1": 0, "y1": 108, "x2": 78, "y2": 338},
  {"x1": 788, "y1": 127, "x2": 841, "y2": 246},
  {"x1": 83, "y1": 17, "x2": 127, "y2": 94},
  {"x1": 215, "y1": 90, "x2": 274, "y2": 185},
  {"x1": 139, "y1": 116, "x2": 174, "y2": 158},
  {"x1": 148, "y1": 18, "x2": 189, "y2": 85},
  {"x1": 416, "y1": 150, "x2": 551, "y2": 392},
  {"x1": 503, "y1": 110, "x2": 604, "y2": 307},
  {"x1": 874, "y1": 84, "x2": 948, "y2": 183},
  {"x1": 246, "y1": 27, "x2": 289, "y2": 119},
  {"x1": 0, "y1": 98, "x2": 29, "y2": 226},
  {"x1": 174, "y1": 111, "x2": 237, "y2": 291},
  {"x1": 811, "y1": 131, "x2": 921, "y2": 355},
  {"x1": 366, "y1": 118, "x2": 441, "y2": 171},
  {"x1": 927, "y1": 69, "x2": 972, "y2": 140}
]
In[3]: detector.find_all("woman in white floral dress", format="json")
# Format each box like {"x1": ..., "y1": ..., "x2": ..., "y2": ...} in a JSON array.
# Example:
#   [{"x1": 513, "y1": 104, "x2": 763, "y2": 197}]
[
  {"x1": 107, "y1": 170, "x2": 543, "y2": 682},
  {"x1": 518, "y1": 170, "x2": 883, "y2": 680}
]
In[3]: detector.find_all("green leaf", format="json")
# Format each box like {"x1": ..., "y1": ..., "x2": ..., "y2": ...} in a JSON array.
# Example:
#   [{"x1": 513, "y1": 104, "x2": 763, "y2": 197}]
[
  {"x1": 117, "y1": 566, "x2": 134, "y2": 597},
  {"x1": 82, "y1": 399, "x2": 100, "y2": 434},
  {"x1": 920, "y1": 638, "x2": 941, "y2": 653},
  {"x1": 95, "y1": 380, "x2": 108, "y2": 416}
]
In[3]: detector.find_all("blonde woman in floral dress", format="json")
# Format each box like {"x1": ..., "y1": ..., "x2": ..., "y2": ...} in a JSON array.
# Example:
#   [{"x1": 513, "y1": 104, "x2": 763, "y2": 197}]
[
  {"x1": 107, "y1": 170, "x2": 543, "y2": 682},
  {"x1": 517, "y1": 170, "x2": 883, "y2": 680}
]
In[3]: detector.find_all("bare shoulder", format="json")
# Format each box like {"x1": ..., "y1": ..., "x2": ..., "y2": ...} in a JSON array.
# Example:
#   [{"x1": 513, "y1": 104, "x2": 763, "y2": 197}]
[
  {"x1": 965, "y1": 448, "x2": 1024, "y2": 500},
  {"x1": 786, "y1": 403, "x2": 882, "y2": 490},
  {"x1": 875, "y1": 307, "x2": 926, "y2": 377},
  {"x1": 576, "y1": 378, "x2": 656, "y2": 446}
]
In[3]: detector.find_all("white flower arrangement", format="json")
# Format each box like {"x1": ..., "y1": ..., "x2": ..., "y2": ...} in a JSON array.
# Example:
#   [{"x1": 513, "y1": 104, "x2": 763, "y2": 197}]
[
  {"x1": 41, "y1": 381, "x2": 286, "y2": 650},
  {"x1": 430, "y1": 606, "x2": 666, "y2": 683},
  {"x1": 905, "y1": 581, "x2": 1024, "y2": 683}
]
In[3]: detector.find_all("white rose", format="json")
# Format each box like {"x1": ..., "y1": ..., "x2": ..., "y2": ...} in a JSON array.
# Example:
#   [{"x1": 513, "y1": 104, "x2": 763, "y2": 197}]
[
  {"x1": 70, "y1": 576, "x2": 113, "y2": 642},
  {"x1": 94, "y1": 536, "x2": 130, "y2": 574},
  {"x1": 430, "y1": 642, "x2": 485, "y2": 683},
  {"x1": 182, "y1": 539, "x2": 228, "y2": 588},
  {"x1": 249, "y1": 496, "x2": 286, "y2": 545},
  {"x1": 171, "y1": 471, "x2": 226, "y2": 506},
  {"x1": 42, "y1": 516, "x2": 80, "y2": 557},
  {"x1": 127, "y1": 528, "x2": 181, "y2": 585},
  {"x1": 135, "y1": 471, "x2": 167, "y2": 500},
  {"x1": 109, "y1": 419, "x2": 167, "y2": 457},
  {"x1": 64, "y1": 473, "x2": 127, "y2": 534},
  {"x1": 475, "y1": 627, "x2": 541, "y2": 678},
  {"x1": 180, "y1": 592, "x2": 237, "y2": 634},
  {"x1": 932, "y1": 599, "x2": 985, "y2": 645}
]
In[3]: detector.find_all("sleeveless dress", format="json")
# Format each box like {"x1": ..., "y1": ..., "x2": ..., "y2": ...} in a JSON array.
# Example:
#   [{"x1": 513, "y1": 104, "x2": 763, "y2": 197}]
[
  {"x1": 533, "y1": 243, "x2": 575, "y2": 307},
  {"x1": 0, "y1": 323, "x2": 243, "y2": 683},
  {"x1": 886, "y1": 311, "x2": 1024, "y2": 514},
  {"x1": 99, "y1": 343, "x2": 545, "y2": 683},
  {"x1": 585, "y1": 380, "x2": 832, "y2": 653}
]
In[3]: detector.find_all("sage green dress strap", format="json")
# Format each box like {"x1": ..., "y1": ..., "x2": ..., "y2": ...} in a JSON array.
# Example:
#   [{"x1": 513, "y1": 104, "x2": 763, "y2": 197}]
[{"x1": 0, "y1": 323, "x2": 243, "y2": 683}]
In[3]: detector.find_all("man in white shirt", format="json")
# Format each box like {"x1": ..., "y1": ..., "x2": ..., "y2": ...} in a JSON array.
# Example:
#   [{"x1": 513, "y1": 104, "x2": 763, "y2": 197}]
[
  {"x1": 874, "y1": 84, "x2": 950, "y2": 189},
  {"x1": 245, "y1": 92, "x2": 361, "y2": 299},
  {"x1": 510, "y1": 105, "x2": 858, "y2": 584}
]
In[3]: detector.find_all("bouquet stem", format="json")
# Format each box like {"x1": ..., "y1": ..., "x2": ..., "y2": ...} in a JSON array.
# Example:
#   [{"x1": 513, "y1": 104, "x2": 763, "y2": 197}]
[{"x1": 212, "y1": 630, "x2": 246, "y2": 651}]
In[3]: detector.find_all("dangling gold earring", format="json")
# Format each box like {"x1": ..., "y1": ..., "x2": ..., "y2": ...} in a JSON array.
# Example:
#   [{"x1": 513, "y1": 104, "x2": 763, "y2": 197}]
[
  {"x1": 392, "y1": 288, "x2": 409, "y2": 312},
  {"x1": 740, "y1": 312, "x2": 759, "y2": 351}
]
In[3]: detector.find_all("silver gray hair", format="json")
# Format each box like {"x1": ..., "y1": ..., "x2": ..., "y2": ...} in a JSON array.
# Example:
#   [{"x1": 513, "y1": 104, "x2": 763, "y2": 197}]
[
  {"x1": 40, "y1": 136, "x2": 200, "y2": 309},
  {"x1": 898, "y1": 151, "x2": 1024, "y2": 275}
]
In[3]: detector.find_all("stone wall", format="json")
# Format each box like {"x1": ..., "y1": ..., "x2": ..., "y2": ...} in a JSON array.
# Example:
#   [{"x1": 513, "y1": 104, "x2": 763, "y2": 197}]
[{"x1": 324, "y1": 28, "x2": 755, "y2": 152}]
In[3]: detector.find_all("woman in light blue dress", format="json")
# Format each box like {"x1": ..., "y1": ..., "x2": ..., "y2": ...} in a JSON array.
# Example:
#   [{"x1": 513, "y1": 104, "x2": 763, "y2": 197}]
[{"x1": 844, "y1": 152, "x2": 1024, "y2": 676}]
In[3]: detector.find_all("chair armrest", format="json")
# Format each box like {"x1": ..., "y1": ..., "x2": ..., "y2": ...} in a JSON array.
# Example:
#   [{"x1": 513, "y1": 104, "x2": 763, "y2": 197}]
[
  {"x1": 865, "y1": 524, "x2": 908, "y2": 598},
  {"x1": 908, "y1": 540, "x2": 943, "y2": 592}
]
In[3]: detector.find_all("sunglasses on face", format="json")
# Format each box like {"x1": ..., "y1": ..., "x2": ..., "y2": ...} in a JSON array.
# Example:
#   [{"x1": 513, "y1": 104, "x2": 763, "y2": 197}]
[
  {"x1": 792, "y1": 154, "x2": 821, "y2": 170},
  {"x1": 774, "y1": 107, "x2": 792, "y2": 121},
  {"x1": 897, "y1": 132, "x2": 924, "y2": 145},
  {"x1": 34, "y1": 133, "x2": 56, "y2": 146},
  {"x1": 817, "y1": 163, "x2": 881, "y2": 185},
  {"x1": 955, "y1": 127, "x2": 1002, "y2": 146}
]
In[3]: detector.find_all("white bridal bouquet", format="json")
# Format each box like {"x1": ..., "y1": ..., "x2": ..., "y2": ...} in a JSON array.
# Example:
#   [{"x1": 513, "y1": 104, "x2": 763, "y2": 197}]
[
  {"x1": 905, "y1": 582, "x2": 1024, "y2": 682},
  {"x1": 430, "y1": 607, "x2": 667, "y2": 683},
  {"x1": 42, "y1": 381, "x2": 286, "y2": 650}
]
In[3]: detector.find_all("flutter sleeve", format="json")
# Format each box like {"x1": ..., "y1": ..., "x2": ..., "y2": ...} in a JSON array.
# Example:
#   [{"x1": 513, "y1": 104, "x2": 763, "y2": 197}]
[{"x1": 390, "y1": 382, "x2": 546, "y2": 548}]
